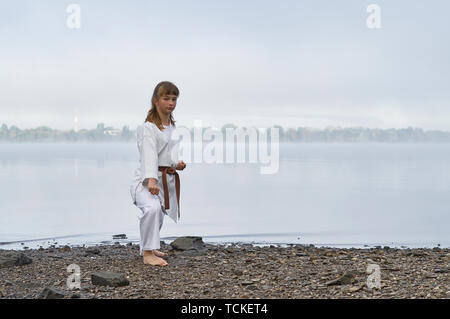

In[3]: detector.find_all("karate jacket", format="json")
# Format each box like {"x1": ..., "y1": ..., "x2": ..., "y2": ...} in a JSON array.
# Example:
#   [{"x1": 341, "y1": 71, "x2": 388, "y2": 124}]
[{"x1": 130, "y1": 121, "x2": 180, "y2": 223}]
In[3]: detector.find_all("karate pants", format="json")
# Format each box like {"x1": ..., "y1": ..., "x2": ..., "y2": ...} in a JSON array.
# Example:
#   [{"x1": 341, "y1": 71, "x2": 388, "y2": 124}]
[{"x1": 135, "y1": 186, "x2": 166, "y2": 256}]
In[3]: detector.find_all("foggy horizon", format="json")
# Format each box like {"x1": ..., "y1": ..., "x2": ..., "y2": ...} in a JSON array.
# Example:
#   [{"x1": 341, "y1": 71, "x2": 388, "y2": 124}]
[{"x1": 1, "y1": 1, "x2": 450, "y2": 131}]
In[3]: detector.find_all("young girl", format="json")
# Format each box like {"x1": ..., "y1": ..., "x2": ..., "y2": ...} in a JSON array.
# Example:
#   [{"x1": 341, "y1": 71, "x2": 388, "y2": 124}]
[{"x1": 130, "y1": 81, "x2": 186, "y2": 266}]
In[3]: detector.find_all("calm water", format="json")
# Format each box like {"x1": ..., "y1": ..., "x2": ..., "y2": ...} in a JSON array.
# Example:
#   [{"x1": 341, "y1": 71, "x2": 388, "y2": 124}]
[{"x1": 0, "y1": 142, "x2": 449, "y2": 250}]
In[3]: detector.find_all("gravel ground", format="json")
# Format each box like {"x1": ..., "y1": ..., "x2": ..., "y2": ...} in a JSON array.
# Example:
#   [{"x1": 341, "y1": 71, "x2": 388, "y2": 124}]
[{"x1": 1, "y1": 239, "x2": 449, "y2": 299}]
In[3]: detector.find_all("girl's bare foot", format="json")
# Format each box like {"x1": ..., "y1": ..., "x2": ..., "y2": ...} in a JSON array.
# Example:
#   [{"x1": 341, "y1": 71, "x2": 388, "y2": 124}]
[
  {"x1": 153, "y1": 249, "x2": 167, "y2": 257},
  {"x1": 143, "y1": 250, "x2": 168, "y2": 266}
]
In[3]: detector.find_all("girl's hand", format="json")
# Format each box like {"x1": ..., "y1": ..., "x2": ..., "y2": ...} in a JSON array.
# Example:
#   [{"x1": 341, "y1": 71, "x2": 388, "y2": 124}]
[
  {"x1": 147, "y1": 178, "x2": 159, "y2": 195},
  {"x1": 176, "y1": 160, "x2": 186, "y2": 170}
]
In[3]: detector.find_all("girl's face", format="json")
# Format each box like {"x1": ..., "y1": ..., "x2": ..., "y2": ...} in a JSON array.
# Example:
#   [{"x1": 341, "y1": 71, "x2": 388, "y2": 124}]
[{"x1": 155, "y1": 94, "x2": 177, "y2": 115}]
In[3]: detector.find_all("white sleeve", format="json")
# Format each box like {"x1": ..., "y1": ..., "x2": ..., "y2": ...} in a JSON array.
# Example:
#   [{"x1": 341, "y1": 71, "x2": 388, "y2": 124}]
[{"x1": 142, "y1": 124, "x2": 159, "y2": 180}]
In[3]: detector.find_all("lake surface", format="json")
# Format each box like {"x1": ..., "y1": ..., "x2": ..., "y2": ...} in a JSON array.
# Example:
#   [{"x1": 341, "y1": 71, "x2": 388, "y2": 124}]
[{"x1": 0, "y1": 142, "x2": 449, "y2": 250}]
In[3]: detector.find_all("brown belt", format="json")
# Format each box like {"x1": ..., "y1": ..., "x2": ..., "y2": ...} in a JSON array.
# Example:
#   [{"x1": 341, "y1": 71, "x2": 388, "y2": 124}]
[{"x1": 158, "y1": 166, "x2": 180, "y2": 218}]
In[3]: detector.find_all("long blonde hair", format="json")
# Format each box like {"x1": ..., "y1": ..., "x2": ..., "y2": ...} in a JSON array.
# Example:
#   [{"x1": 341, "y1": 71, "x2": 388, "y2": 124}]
[{"x1": 145, "y1": 81, "x2": 179, "y2": 131}]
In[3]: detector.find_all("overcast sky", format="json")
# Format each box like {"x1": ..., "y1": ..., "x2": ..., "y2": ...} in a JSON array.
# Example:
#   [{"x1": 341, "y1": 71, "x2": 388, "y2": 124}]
[{"x1": 1, "y1": 0, "x2": 449, "y2": 131}]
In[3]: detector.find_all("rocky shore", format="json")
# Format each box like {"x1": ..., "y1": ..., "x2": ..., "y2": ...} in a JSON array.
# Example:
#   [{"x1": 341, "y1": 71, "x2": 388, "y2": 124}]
[{"x1": 1, "y1": 236, "x2": 449, "y2": 299}]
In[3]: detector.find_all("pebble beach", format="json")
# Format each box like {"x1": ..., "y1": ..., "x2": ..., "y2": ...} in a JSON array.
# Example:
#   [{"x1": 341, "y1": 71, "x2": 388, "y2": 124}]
[{"x1": 1, "y1": 236, "x2": 449, "y2": 299}]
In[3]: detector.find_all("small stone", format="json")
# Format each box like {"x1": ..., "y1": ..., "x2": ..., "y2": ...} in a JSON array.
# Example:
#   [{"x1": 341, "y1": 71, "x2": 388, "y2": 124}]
[
  {"x1": 59, "y1": 245, "x2": 71, "y2": 252},
  {"x1": 348, "y1": 285, "x2": 363, "y2": 293},
  {"x1": 412, "y1": 251, "x2": 425, "y2": 257},
  {"x1": 46, "y1": 254, "x2": 63, "y2": 259},
  {"x1": 301, "y1": 281, "x2": 311, "y2": 287},
  {"x1": 324, "y1": 251, "x2": 337, "y2": 257},
  {"x1": 39, "y1": 287, "x2": 66, "y2": 299},
  {"x1": 240, "y1": 281, "x2": 254, "y2": 286},
  {"x1": 233, "y1": 269, "x2": 243, "y2": 276},
  {"x1": 326, "y1": 270, "x2": 356, "y2": 286},
  {"x1": 91, "y1": 271, "x2": 130, "y2": 287},
  {"x1": 433, "y1": 268, "x2": 449, "y2": 274},
  {"x1": 86, "y1": 247, "x2": 101, "y2": 255}
]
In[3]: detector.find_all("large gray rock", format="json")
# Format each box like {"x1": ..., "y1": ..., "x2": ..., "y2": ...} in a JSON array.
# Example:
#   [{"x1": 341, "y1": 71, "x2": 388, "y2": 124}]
[
  {"x1": 91, "y1": 271, "x2": 130, "y2": 287},
  {"x1": 0, "y1": 251, "x2": 32, "y2": 268},
  {"x1": 170, "y1": 236, "x2": 205, "y2": 251}
]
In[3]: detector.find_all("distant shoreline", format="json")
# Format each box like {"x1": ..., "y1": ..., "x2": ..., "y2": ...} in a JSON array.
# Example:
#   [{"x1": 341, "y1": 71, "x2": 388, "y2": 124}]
[{"x1": 0, "y1": 234, "x2": 447, "y2": 251}]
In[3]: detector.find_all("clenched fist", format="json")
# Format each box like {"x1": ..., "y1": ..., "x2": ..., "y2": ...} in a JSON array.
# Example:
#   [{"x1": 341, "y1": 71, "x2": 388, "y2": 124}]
[
  {"x1": 176, "y1": 160, "x2": 186, "y2": 170},
  {"x1": 147, "y1": 178, "x2": 159, "y2": 195}
]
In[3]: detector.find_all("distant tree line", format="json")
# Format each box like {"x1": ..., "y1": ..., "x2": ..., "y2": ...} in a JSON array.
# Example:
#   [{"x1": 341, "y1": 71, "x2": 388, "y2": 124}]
[
  {"x1": 274, "y1": 126, "x2": 450, "y2": 143},
  {"x1": 1, "y1": 123, "x2": 449, "y2": 143},
  {"x1": 0, "y1": 123, "x2": 134, "y2": 143}
]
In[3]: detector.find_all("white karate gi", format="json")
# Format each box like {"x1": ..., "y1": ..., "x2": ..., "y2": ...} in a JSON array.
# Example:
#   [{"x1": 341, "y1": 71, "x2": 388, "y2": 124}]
[{"x1": 129, "y1": 121, "x2": 180, "y2": 256}]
